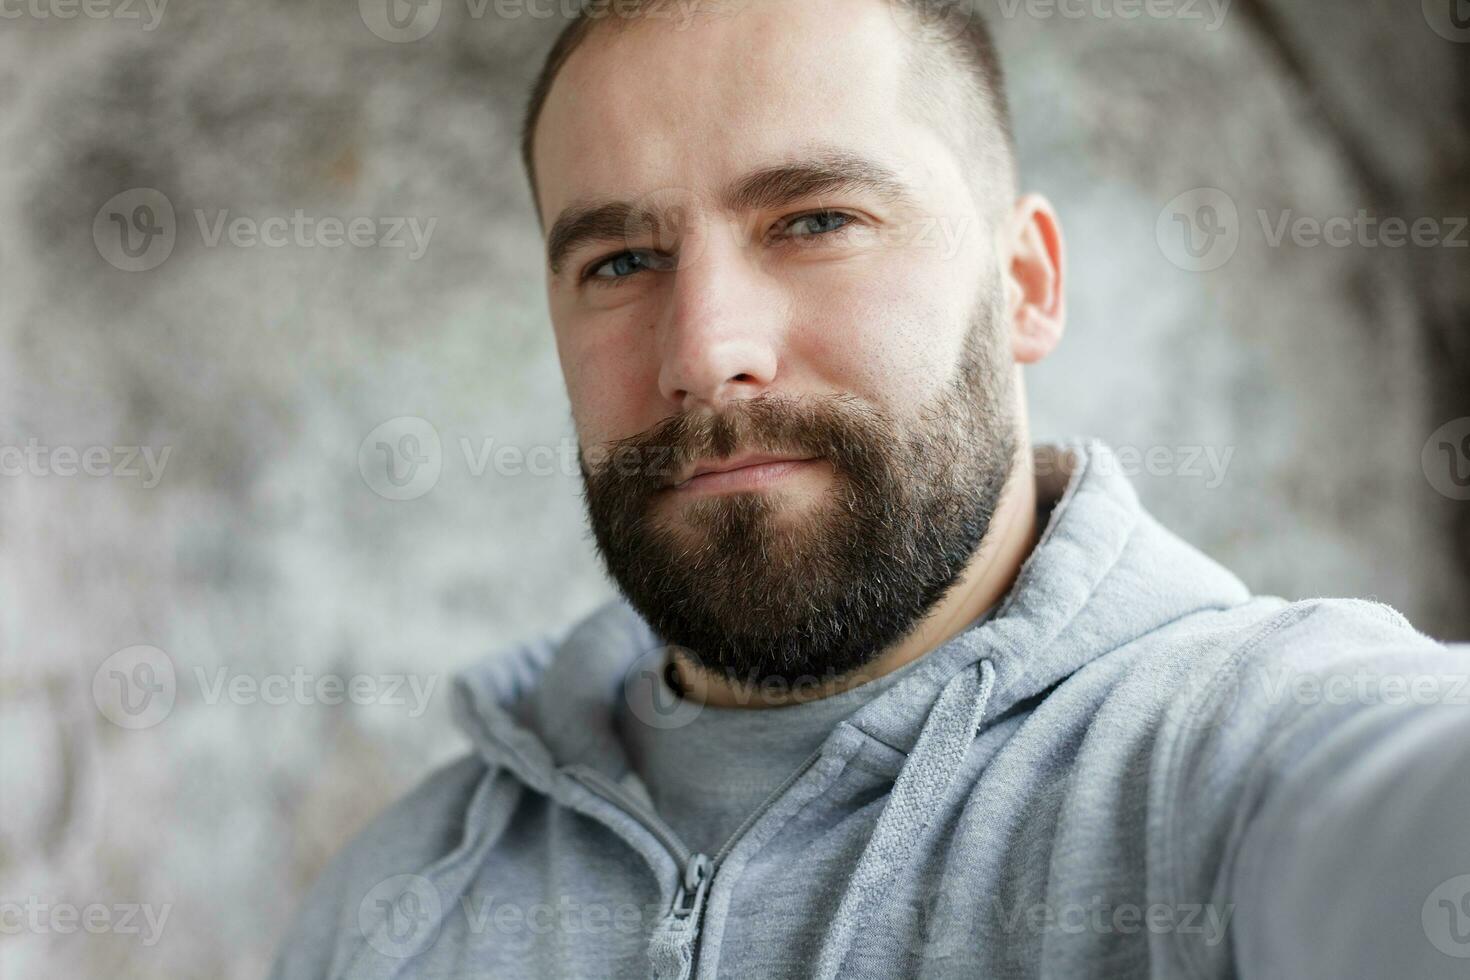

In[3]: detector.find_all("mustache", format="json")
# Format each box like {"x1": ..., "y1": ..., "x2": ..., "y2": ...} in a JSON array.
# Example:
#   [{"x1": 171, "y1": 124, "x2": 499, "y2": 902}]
[{"x1": 579, "y1": 393, "x2": 896, "y2": 495}]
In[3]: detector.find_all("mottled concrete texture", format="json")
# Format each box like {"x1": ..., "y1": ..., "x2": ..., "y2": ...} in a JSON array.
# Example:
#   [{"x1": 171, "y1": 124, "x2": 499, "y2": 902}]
[{"x1": 1, "y1": 0, "x2": 1466, "y2": 975}]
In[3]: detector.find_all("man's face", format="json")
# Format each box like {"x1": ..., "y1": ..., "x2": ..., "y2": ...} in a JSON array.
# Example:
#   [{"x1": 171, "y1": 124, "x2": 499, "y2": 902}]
[{"x1": 533, "y1": 0, "x2": 1022, "y2": 684}]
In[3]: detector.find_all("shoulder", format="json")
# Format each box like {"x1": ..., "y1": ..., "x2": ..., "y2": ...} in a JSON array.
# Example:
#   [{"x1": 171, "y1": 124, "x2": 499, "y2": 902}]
[
  {"x1": 1142, "y1": 598, "x2": 1462, "y2": 974},
  {"x1": 1165, "y1": 597, "x2": 1448, "y2": 729},
  {"x1": 1146, "y1": 596, "x2": 1450, "y2": 793},
  {"x1": 269, "y1": 752, "x2": 497, "y2": 979}
]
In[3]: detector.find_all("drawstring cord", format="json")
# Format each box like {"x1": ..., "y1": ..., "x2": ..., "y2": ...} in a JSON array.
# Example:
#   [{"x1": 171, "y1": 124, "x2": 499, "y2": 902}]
[{"x1": 814, "y1": 658, "x2": 996, "y2": 980}]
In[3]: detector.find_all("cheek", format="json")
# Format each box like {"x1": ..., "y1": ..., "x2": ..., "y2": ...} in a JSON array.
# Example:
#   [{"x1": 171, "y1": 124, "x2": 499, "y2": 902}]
[
  {"x1": 553, "y1": 312, "x2": 662, "y2": 448},
  {"x1": 785, "y1": 254, "x2": 976, "y2": 412}
]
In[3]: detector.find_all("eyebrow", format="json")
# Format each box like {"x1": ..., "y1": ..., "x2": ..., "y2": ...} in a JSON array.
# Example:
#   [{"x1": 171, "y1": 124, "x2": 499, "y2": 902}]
[{"x1": 544, "y1": 148, "x2": 918, "y2": 277}]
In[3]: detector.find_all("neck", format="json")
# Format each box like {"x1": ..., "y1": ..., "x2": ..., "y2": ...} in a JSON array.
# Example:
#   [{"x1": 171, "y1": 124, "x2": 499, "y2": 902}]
[{"x1": 672, "y1": 443, "x2": 1040, "y2": 709}]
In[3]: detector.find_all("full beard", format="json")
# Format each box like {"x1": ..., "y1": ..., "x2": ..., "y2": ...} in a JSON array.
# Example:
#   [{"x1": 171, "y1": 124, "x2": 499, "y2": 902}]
[{"x1": 580, "y1": 288, "x2": 1019, "y2": 689}]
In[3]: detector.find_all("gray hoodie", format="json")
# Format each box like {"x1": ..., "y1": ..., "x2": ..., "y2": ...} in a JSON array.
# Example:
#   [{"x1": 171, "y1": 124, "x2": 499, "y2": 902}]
[{"x1": 270, "y1": 440, "x2": 1470, "y2": 979}]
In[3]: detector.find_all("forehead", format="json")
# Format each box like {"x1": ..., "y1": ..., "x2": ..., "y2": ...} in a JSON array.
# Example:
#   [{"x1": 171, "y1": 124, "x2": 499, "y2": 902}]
[{"x1": 532, "y1": 0, "x2": 955, "y2": 222}]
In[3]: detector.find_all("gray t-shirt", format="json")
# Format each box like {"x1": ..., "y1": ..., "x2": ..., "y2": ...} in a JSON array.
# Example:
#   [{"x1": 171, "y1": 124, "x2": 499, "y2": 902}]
[{"x1": 621, "y1": 608, "x2": 996, "y2": 857}]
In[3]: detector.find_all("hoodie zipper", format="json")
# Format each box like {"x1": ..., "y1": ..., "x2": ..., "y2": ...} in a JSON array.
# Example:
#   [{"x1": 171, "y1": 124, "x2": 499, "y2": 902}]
[
  {"x1": 568, "y1": 746, "x2": 825, "y2": 976},
  {"x1": 569, "y1": 765, "x2": 693, "y2": 867}
]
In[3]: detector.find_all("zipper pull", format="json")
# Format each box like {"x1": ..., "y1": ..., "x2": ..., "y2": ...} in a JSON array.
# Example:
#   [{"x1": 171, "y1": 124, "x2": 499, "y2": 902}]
[
  {"x1": 671, "y1": 853, "x2": 711, "y2": 921},
  {"x1": 650, "y1": 854, "x2": 712, "y2": 980}
]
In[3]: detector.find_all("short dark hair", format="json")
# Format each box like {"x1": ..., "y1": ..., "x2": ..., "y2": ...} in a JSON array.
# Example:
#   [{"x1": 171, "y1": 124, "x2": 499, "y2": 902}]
[{"x1": 519, "y1": 0, "x2": 1016, "y2": 220}]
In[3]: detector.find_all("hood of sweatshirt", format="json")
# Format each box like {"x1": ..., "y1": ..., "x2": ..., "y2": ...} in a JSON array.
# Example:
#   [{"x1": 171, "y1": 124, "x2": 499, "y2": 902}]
[{"x1": 446, "y1": 439, "x2": 1252, "y2": 979}]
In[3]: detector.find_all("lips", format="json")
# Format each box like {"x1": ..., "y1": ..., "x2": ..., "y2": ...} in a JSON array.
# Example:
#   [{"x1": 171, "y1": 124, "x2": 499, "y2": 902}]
[{"x1": 670, "y1": 453, "x2": 821, "y2": 493}]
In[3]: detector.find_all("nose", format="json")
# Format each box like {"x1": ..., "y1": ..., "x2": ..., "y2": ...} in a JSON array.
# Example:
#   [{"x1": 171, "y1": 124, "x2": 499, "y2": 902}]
[{"x1": 656, "y1": 228, "x2": 781, "y2": 412}]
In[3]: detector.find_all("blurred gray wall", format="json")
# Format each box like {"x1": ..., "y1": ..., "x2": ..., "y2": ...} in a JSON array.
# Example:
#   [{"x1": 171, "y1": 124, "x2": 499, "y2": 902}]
[{"x1": 0, "y1": 0, "x2": 1465, "y2": 975}]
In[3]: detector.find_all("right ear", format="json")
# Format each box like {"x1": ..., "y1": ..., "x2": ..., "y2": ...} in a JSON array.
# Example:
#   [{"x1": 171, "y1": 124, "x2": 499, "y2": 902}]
[{"x1": 1001, "y1": 193, "x2": 1066, "y2": 365}]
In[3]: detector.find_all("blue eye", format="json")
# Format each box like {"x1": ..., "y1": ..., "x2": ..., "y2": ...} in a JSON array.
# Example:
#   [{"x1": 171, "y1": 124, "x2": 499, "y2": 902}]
[
  {"x1": 784, "y1": 211, "x2": 853, "y2": 238},
  {"x1": 586, "y1": 250, "x2": 675, "y2": 284},
  {"x1": 590, "y1": 251, "x2": 650, "y2": 280}
]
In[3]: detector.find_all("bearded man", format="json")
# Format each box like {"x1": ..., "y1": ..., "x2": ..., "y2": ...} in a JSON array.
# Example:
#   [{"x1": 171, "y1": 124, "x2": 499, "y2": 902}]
[{"x1": 272, "y1": 2, "x2": 1470, "y2": 978}]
